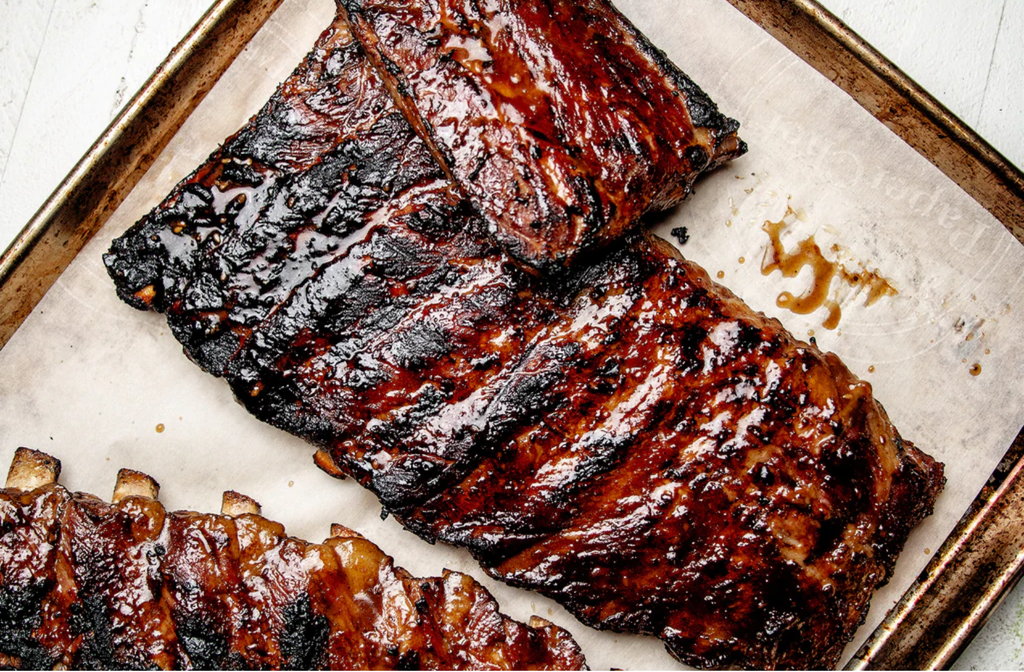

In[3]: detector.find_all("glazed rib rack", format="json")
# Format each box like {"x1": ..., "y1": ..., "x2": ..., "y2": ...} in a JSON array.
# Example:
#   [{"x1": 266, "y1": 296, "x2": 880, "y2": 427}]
[
  {"x1": 0, "y1": 448, "x2": 586, "y2": 670},
  {"x1": 340, "y1": 0, "x2": 746, "y2": 270},
  {"x1": 104, "y1": 5, "x2": 944, "y2": 669}
]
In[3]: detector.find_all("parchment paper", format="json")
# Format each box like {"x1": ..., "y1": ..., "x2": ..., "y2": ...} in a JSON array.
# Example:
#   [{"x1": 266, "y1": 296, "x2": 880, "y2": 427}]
[{"x1": 3, "y1": 0, "x2": 1024, "y2": 668}]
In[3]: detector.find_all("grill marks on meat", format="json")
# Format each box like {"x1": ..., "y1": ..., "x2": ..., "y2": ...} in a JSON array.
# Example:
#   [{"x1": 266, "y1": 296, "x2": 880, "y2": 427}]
[
  {"x1": 0, "y1": 449, "x2": 587, "y2": 670},
  {"x1": 392, "y1": 239, "x2": 943, "y2": 669},
  {"x1": 339, "y1": 0, "x2": 747, "y2": 271},
  {"x1": 104, "y1": 11, "x2": 944, "y2": 670}
]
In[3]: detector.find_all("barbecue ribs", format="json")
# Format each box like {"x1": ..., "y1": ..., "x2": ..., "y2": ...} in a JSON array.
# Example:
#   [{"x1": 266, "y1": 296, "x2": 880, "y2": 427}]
[
  {"x1": 0, "y1": 448, "x2": 586, "y2": 670},
  {"x1": 340, "y1": 0, "x2": 747, "y2": 271},
  {"x1": 104, "y1": 9, "x2": 944, "y2": 670}
]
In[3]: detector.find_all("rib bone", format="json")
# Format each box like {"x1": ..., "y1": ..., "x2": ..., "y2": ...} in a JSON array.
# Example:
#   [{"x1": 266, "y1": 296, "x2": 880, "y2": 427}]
[
  {"x1": 222, "y1": 490, "x2": 261, "y2": 516},
  {"x1": 330, "y1": 523, "x2": 365, "y2": 540},
  {"x1": 1, "y1": 450, "x2": 587, "y2": 670},
  {"x1": 6, "y1": 447, "x2": 61, "y2": 490},
  {"x1": 112, "y1": 468, "x2": 160, "y2": 503}
]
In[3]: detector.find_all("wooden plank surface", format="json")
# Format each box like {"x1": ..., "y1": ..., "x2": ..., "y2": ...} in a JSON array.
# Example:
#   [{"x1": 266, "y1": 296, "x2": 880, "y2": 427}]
[
  {"x1": 0, "y1": 0, "x2": 55, "y2": 188},
  {"x1": 825, "y1": 1, "x2": 1023, "y2": 175},
  {"x1": 825, "y1": 0, "x2": 1008, "y2": 132},
  {"x1": 0, "y1": 0, "x2": 1022, "y2": 668},
  {"x1": 0, "y1": 0, "x2": 212, "y2": 247}
]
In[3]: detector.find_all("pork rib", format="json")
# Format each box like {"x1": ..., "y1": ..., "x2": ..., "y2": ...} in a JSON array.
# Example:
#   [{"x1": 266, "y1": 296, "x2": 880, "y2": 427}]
[
  {"x1": 339, "y1": 0, "x2": 747, "y2": 271},
  {"x1": 104, "y1": 11, "x2": 944, "y2": 670},
  {"x1": 0, "y1": 448, "x2": 586, "y2": 670}
]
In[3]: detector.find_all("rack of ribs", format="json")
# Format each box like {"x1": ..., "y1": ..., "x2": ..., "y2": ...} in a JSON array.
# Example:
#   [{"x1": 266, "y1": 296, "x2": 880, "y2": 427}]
[
  {"x1": 340, "y1": 0, "x2": 747, "y2": 271},
  {"x1": 104, "y1": 8, "x2": 944, "y2": 670},
  {"x1": 0, "y1": 448, "x2": 586, "y2": 670}
]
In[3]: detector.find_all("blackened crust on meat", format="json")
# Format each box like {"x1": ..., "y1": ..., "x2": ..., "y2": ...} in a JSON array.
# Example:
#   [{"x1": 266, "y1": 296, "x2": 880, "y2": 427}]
[
  {"x1": 0, "y1": 484, "x2": 71, "y2": 670},
  {"x1": 102, "y1": 21, "x2": 441, "y2": 318},
  {"x1": 383, "y1": 237, "x2": 945, "y2": 670},
  {"x1": 339, "y1": 0, "x2": 746, "y2": 272},
  {"x1": 0, "y1": 585, "x2": 55, "y2": 670},
  {"x1": 279, "y1": 596, "x2": 331, "y2": 669},
  {"x1": 104, "y1": 10, "x2": 942, "y2": 671},
  {"x1": 104, "y1": 19, "x2": 449, "y2": 380},
  {"x1": 623, "y1": 12, "x2": 740, "y2": 139}
]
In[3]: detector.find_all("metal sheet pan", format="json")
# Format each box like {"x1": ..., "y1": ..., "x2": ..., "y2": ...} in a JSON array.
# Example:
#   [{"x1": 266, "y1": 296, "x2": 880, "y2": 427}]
[{"x1": 1, "y1": 0, "x2": 1021, "y2": 668}]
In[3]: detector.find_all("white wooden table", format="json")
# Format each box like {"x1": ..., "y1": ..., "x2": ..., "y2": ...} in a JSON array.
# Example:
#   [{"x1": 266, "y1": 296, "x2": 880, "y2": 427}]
[{"x1": 1, "y1": 1, "x2": 1022, "y2": 668}]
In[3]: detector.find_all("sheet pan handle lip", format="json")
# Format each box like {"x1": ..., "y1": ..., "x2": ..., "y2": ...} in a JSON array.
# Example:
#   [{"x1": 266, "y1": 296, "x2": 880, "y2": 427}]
[
  {"x1": 0, "y1": 0, "x2": 287, "y2": 351},
  {"x1": 725, "y1": 0, "x2": 1024, "y2": 246}
]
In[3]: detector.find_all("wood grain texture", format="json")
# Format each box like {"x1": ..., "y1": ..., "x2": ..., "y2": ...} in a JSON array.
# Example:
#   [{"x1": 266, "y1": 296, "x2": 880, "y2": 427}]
[
  {"x1": 0, "y1": 0, "x2": 55, "y2": 184},
  {"x1": 823, "y1": 0, "x2": 1005, "y2": 126},
  {"x1": 822, "y1": 0, "x2": 1023, "y2": 170},
  {"x1": 0, "y1": 0, "x2": 211, "y2": 250},
  {"x1": 975, "y1": 1, "x2": 1023, "y2": 175}
]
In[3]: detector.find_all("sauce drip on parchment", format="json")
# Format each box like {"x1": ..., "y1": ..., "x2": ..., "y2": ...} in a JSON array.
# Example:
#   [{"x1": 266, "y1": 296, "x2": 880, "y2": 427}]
[{"x1": 761, "y1": 205, "x2": 898, "y2": 330}]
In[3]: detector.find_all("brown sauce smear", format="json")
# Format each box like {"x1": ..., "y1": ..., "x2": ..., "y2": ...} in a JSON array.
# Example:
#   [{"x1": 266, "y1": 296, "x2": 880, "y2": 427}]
[{"x1": 761, "y1": 206, "x2": 898, "y2": 330}]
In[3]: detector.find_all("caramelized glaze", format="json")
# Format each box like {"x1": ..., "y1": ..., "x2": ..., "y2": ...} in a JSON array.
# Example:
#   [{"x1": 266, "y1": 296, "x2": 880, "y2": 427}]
[
  {"x1": 339, "y1": 0, "x2": 746, "y2": 270},
  {"x1": 0, "y1": 451, "x2": 586, "y2": 670}
]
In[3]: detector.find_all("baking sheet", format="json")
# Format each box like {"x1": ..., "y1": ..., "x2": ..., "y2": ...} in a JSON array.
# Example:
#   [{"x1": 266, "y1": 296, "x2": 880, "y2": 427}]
[{"x1": 2, "y1": 0, "x2": 1024, "y2": 668}]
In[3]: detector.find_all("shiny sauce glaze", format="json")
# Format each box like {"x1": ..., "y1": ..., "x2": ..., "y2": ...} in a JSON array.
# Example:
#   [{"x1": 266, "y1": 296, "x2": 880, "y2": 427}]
[
  {"x1": 395, "y1": 237, "x2": 942, "y2": 669},
  {"x1": 339, "y1": 0, "x2": 746, "y2": 271},
  {"x1": 105, "y1": 22, "x2": 448, "y2": 377}
]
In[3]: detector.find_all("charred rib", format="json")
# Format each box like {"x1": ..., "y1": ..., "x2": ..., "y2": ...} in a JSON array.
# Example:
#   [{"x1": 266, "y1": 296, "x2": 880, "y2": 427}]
[
  {"x1": 0, "y1": 448, "x2": 587, "y2": 670},
  {"x1": 339, "y1": 0, "x2": 747, "y2": 270}
]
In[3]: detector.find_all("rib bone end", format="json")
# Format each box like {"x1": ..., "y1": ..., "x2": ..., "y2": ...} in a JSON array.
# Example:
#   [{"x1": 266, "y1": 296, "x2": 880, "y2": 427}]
[
  {"x1": 6, "y1": 448, "x2": 61, "y2": 490},
  {"x1": 314, "y1": 449, "x2": 346, "y2": 479},
  {"x1": 529, "y1": 615, "x2": 555, "y2": 629},
  {"x1": 113, "y1": 469, "x2": 160, "y2": 503},
  {"x1": 222, "y1": 491, "x2": 262, "y2": 516},
  {"x1": 330, "y1": 523, "x2": 365, "y2": 540}
]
